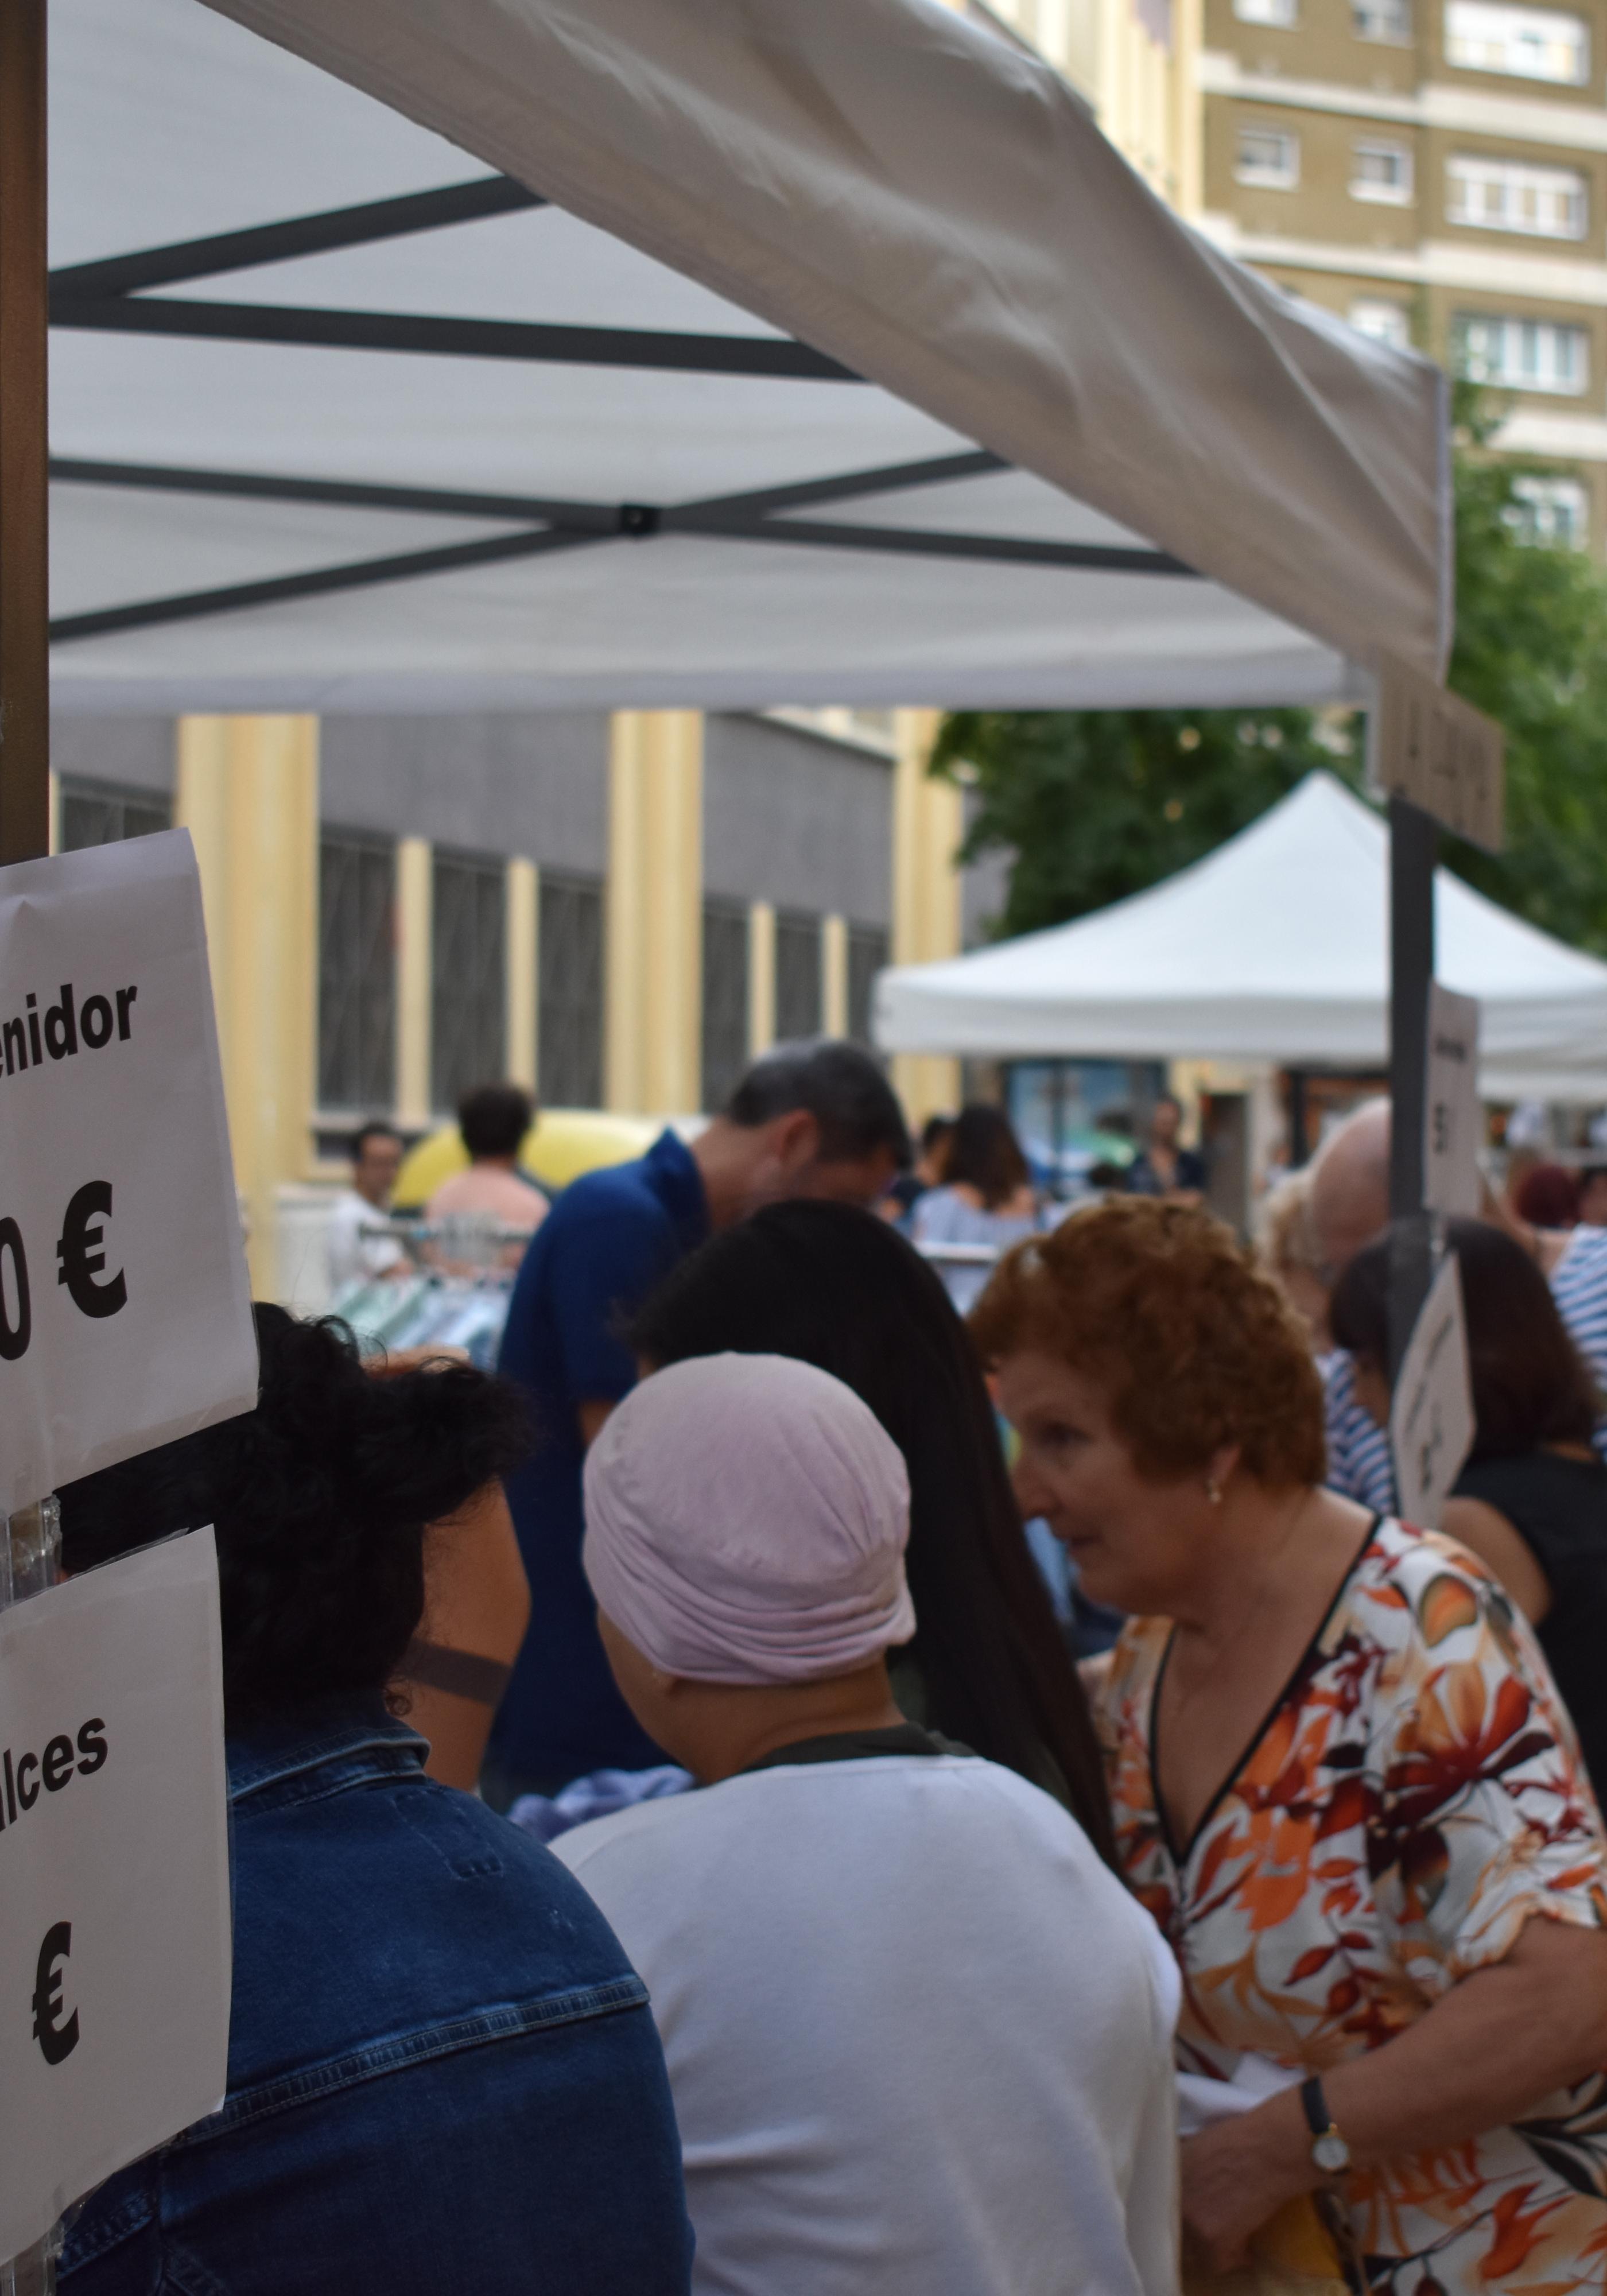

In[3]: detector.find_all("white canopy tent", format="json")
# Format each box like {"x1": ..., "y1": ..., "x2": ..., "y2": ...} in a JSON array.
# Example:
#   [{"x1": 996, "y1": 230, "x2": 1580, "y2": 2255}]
[
  {"x1": 874, "y1": 773, "x2": 1607, "y2": 1100},
  {"x1": 46, "y1": 0, "x2": 1450, "y2": 716}
]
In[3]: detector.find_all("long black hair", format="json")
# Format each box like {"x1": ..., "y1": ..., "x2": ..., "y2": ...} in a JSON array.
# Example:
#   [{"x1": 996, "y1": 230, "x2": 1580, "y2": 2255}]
[
  {"x1": 57, "y1": 1304, "x2": 530, "y2": 1731},
  {"x1": 628, "y1": 1201, "x2": 1117, "y2": 1868},
  {"x1": 1330, "y1": 1216, "x2": 1600, "y2": 1461}
]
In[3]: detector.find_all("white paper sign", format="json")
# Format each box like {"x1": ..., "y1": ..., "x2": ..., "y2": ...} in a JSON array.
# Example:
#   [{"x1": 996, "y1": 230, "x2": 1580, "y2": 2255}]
[
  {"x1": 1375, "y1": 656, "x2": 1505, "y2": 853},
  {"x1": 1391, "y1": 1251, "x2": 1476, "y2": 1531},
  {"x1": 0, "y1": 1532, "x2": 232, "y2": 2259},
  {"x1": 1424, "y1": 984, "x2": 1482, "y2": 1219},
  {"x1": 0, "y1": 832, "x2": 257, "y2": 1514}
]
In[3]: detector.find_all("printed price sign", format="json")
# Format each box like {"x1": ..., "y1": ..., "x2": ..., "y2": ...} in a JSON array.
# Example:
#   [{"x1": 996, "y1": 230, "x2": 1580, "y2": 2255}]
[
  {"x1": 0, "y1": 833, "x2": 257, "y2": 1514},
  {"x1": 1391, "y1": 1251, "x2": 1476, "y2": 1531},
  {"x1": 1424, "y1": 984, "x2": 1481, "y2": 1219},
  {"x1": 0, "y1": 1533, "x2": 231, "y2": 2259},
  {"x1": 1375, "y1": 657, "x2": 1505, "y2": 852}
]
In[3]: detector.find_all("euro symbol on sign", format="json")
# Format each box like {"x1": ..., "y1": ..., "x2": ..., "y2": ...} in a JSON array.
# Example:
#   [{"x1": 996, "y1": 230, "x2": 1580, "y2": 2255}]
[
  {"x1": 56, "y1": 1180, "x2": 127, "y2": 1320},
  {"x1": 32, "y1": 1921, "x2": 79, "y2": 2066}
]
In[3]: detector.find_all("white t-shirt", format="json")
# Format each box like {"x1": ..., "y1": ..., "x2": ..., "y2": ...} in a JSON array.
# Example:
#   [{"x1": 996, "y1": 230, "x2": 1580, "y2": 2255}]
[
  {"x1": 324, "y1": 1188, "x2": 406, "y2": 1292},
  {"x1": 554, "y1": 1751, "x2": 1180, "y2": 2296}
]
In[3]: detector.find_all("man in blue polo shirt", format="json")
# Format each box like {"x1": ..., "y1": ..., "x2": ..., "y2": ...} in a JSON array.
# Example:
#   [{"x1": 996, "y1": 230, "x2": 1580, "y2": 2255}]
[{"x1": 488, "y1": 1041, "x2": 910, "y2": 1801}]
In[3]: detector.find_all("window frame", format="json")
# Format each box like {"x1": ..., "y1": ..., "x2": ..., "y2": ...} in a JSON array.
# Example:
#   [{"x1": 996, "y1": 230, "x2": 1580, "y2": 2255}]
[
  {"x1": 536, "y1": 870, "x2": 604, "y2": 1112},
  {"x1": 1505, "y1": 473, "x2": 1589, "y2": 546},
  {"x1": 317, "y1": 828, "x2": 398, "y2": 1118},
  {"x1": 1353, "y1": 0, "x2": 1413, "y2": 42},
  {"x1": 1445, "y1": 152, "x2": 1587, "y2": 239},
  {"x1": 1445, "y1": 2, "x2": 1590, "y2": 86},
  {"x1": 1233, "y1": 0, "x2": 1298, "y2": 25},
  {"x1": 1454, "y1": 311, "x2": 1590, "y2": 396},
  {"x1": 1350, "y1": 139, "x2": 1415, "y2": 204},
  {"x1": 429, "y1": 850, "x2": 507, "y2": 1119},
  {"x1": 1235, "y1": 124, "x2": 1301, "y2": 189}
]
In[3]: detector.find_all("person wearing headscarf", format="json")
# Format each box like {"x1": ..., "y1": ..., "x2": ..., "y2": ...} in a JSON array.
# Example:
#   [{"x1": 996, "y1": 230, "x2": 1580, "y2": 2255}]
[{"x1": 552, "y1": 1353, "x2": 1179, "y2": 2296}]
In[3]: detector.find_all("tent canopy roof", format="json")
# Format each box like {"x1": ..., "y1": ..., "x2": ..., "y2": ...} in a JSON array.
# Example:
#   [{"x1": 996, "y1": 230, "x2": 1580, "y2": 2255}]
[
  {"x1": 874, "y1": 772, "x2": 1607, "y2": 1092},
  {"x1": 49, "y1": 0, "x2": 1449, "y2": 715}
]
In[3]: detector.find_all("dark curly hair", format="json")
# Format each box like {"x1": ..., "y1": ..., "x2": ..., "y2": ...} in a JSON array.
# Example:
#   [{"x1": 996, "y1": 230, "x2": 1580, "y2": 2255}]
[
  {"x1": 56, "y1": 1305, "x2": 530, "y2": 1731},
  {"x1": 971, "y1": 1196, "x2": 1326, "y2": 1488}
]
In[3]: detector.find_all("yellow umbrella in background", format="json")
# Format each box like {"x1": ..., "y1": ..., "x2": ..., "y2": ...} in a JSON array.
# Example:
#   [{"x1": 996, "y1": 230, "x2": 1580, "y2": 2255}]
[{"x1": 394, "y1": 1108, "x2": 662, "y2": 1207}]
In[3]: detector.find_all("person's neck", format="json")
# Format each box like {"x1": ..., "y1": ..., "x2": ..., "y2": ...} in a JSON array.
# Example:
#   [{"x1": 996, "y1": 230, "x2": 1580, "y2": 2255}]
[
  {"x1": 689, "y1": 1118, "x2": 762, "y2": 1231},
  {"x1": 1162, "y1": 1483, "x2": 1330, "y2": 1650},
  {"x1": 355, "y1": 1181, "x2": 390, "y2": 1208},
  {"x1": 690, "y1": 1663, "x2": 907, "y2": 1783},
  {"x1": 472, "y1": 1154, "x2": 518, "y2": 1172}
]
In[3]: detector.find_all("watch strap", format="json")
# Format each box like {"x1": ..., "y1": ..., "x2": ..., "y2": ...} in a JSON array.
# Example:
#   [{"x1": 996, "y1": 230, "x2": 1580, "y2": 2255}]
[{"x1": 1299, "y1": 2074, "x2": 1330, "y2": 2138}]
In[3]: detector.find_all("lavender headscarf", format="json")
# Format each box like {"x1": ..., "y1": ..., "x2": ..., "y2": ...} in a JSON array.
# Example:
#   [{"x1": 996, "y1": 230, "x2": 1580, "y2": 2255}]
[{"x1": 582, "y1": 1352, "x2": 915, "y2": 1686}]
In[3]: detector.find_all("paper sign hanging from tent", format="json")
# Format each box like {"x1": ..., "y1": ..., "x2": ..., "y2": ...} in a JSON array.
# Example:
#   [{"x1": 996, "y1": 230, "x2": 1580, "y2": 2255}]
[
  {"x1": 1375, "y1": 657, "x2": 1505, "y2": 853},
  {"x1": 1391, "y1": 1251, "x2": 1476, "y2": 1531},
  {"x1": 1423, "y1": 984, "x2": 1481, "y2": 1218},
  {"x1": 0, "y1": 833, "x2": 257, "y2": 1515},
  {"x1": 0, "y1": 1531, "x2": 232, "y2": 2260}
]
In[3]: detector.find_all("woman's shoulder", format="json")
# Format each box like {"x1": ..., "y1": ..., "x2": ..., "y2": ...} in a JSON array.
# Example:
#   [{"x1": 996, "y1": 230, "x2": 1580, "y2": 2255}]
[{"x1": 1346, "y1": 1516, "x2": 1511, "y2": 1645}]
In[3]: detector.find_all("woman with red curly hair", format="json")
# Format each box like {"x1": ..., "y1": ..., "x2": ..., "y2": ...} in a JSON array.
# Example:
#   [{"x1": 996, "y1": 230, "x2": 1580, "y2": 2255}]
[{"x1": 972, "y1": 1198, "x2": 1607, "y2": 2293}]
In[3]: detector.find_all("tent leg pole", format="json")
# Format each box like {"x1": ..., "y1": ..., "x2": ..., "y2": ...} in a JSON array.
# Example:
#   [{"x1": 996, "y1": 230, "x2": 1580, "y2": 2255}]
[
  {"x1": 0, "y1": 0, "x2": 50, "y2": 867},
  {"x1": 1286, "y1": 1070, "x2": 1309, "y2": 1168},
  {"x1": 1387, "y1": 795, "x2": 1436, "y2": 1378}
]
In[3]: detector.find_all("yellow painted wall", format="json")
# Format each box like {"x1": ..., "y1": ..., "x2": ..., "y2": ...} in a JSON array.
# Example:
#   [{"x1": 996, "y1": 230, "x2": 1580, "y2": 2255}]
[
  {"x1": 605, "y1": 709, "x2": 704, "y2": 1115},
  {"x1": 175, "y1": 715, "x2": 319, "y2": 1295},
  {"x1": 890, "y1": 708, "x2": 964, "y2": 1125}
]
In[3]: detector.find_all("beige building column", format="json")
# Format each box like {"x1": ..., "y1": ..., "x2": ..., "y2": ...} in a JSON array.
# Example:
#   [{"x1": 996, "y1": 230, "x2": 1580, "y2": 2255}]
[
  {"x1": 175, "y1": 715, "x2": 319, "y2": 1295},
  {"x1": 394, "y1": 836, "x2": 433, "y2": 1128},
  {"x1": 605, "y1": 710, "x2": 703, "y2": 1115},
  {"x1": 890, "y1": 708, "x2": 964, "y2": 1126},
  {"x1": 821, "y1": 912, "x2": 849, "y2": 1040},
  {"x1": 506, "y1": 855, "x2": 538, "y2": 1093},
  {"x1": 747, "y1": 899, "x2": 776, "y2": 1059}
]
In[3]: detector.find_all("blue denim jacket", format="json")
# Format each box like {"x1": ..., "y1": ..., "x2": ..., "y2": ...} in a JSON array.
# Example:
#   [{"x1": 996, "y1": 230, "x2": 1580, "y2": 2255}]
[{"x1": 60, "y1": 1702, "x2": 693, "y2": 2295}]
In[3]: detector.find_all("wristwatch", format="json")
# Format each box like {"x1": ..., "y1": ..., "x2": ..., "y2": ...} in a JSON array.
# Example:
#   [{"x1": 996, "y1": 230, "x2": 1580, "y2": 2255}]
[{"x1": 1301, "y1": 2076, "x2": 1352, "y2": 2178}]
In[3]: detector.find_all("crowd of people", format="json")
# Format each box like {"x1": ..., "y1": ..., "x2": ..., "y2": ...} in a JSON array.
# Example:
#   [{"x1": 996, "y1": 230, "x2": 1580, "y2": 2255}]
[{"x1": 48, "y1": 1044, "x2": 1607, "y2": 2293}]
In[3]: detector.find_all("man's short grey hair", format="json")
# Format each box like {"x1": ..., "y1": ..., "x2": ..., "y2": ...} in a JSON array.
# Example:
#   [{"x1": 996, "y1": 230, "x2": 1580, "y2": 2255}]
[{"x1": 725, "y1": 1041, "x2": 910, "y2": 1169}]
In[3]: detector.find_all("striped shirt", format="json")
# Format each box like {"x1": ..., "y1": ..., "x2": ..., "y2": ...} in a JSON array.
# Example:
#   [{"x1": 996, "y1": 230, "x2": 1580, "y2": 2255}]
[{"x1": 1323, "y1": 1223, "x2": 1607, "y2": 1512}]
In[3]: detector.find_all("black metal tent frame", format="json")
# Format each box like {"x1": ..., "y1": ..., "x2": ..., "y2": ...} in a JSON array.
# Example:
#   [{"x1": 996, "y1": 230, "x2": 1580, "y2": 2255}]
[{"x1": 49, "y1": 173, "x2": 1198, "y2": 645}]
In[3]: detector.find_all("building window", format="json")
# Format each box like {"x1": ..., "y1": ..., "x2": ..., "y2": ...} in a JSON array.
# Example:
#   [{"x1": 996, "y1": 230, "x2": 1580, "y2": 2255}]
[
  {"x1": 58, "y1": 776, "x2": 169, "y2": 851},
  {"x1": 1507, "y1": 474, "x2": 1589, "y2": 545},
  {"x1": 537, "y1": 872, "x2": 603, "y2": 1110},
  {"x1": 1446, "y1": 154, "x2": 1586, "y2": 238},
  {"x1": 1349, "y1": 298, "x2": 1413, "y2": 348},
  {"x1": 1354, "y1": 0, "x2": 1412, "y2": 38},
  {"x1": 430, "y1": 852, "x2": 505, "y2": 1116},
  {"x1": 1351, "y1": 141, "x2": 1414, "y2": 203},
  {"x1": 701, "y1": 900, "x2": 750, "y2": 1115},
  {"x1": 847, "y1": 926, "x2": 890, "y2": 1052},
  {"x1": 1445, "y1": 2, "x2": 1588, "y2": 83},
  {"x1": 774, "y1": 913, "x2": 822, "y2": 1044},
  {"x1": 1234, "y1": 0, "x2": 1297, "y2": 23},
  {"x1": 1236, "y1": 126, "x2": 1300, "y2": 188},
  {"x1": 318, "y1": 832, "x2": 395, "y2": 1116},
  {"x1": 1455, "y1": 312, "x2": 1588, "y2": 394}
]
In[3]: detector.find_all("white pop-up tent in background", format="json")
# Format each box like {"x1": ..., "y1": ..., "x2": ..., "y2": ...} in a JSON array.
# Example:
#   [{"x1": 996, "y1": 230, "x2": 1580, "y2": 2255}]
[
  {"x1": 875, "y1": 773, "x2": 1607, "y2": 1100},
  {"x1": 47, "y1": 0, "x2": 1449, "y2": 716}
]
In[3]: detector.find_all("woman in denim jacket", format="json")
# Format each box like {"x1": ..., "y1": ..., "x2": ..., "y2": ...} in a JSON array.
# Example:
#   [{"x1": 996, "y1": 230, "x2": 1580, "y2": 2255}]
[{"x1": 54, "y1": 1305, "x2": 693, "y2": 2296}]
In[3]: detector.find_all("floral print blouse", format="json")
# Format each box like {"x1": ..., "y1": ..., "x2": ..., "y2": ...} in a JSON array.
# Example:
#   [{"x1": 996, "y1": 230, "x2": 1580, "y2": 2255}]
[{"x1": 1089, "y1": 1517, "x2": 1607, "y2": 2293}]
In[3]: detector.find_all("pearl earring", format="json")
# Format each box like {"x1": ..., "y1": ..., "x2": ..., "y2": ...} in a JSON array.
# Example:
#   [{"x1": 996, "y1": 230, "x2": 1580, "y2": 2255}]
[{"x1": 1205, "y1": 1478, "x2": 1223, "y2": 1506}]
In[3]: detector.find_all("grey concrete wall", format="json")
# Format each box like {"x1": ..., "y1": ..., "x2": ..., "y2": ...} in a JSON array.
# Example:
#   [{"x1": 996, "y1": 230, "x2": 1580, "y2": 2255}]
[
  {"x1": 703, "y1": 713, "x2": 891, "y2": 928},
  {"x1": 50, "y1": 715, "x2": 174, "y2": 799},
  {"x1": 319, "y1": 712, "x2": 610, "y2": 874}
]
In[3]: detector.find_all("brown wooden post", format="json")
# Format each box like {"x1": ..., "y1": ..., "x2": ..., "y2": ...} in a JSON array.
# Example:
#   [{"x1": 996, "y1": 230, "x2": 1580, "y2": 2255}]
[{"x1": 0, "y1": 0, "x2": 50, "y2": 866}]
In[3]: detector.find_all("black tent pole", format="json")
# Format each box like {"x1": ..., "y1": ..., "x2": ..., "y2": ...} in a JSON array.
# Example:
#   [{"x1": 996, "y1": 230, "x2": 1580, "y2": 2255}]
[
  {"x1": 1387, "y1": 793, "x2": 1437, "y2": 1375},
  {"x1": 0, "y1": 0, "x2": 49, "y2": 867}
]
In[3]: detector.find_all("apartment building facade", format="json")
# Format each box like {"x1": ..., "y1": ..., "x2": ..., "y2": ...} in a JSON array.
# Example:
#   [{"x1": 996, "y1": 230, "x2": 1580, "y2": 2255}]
[{"x1": 1200, "y1": 0, "x2": 1607, "y2": 547}]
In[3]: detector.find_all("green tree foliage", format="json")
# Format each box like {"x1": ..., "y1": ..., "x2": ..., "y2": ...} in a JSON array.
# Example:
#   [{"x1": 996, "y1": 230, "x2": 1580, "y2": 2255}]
[
  {"x1": 930, "y1": 705, "x2": 1351, "y2": 942},
  {"x1": 936, "y1": 387, "x2": 1607, "y2": 951},
  {"x1": 1440, "y1": 391, "x2": 1607, "y2": 953}
]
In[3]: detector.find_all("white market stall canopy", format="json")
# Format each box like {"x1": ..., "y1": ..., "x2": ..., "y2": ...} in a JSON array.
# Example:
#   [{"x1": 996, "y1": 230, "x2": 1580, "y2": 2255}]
[
  {"x1": 875, "y1": 772, "x2": 1607, "y2": 1099},
  {"x1": 48, "y1": 0, "x2": 1450, "y2": 717}
]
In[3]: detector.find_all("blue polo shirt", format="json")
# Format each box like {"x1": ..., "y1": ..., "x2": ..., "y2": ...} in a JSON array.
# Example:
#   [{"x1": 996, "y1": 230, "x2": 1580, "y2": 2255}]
[{"x1": 492, "y1": 1130, "x2": 710, "y2": 1783}]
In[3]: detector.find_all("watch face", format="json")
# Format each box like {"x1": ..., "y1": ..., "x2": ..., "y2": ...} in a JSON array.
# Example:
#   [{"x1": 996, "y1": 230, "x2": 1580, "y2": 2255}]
[{"x1": 1313, "y1": 2130, "x2": 1350, "y2": 2177}]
